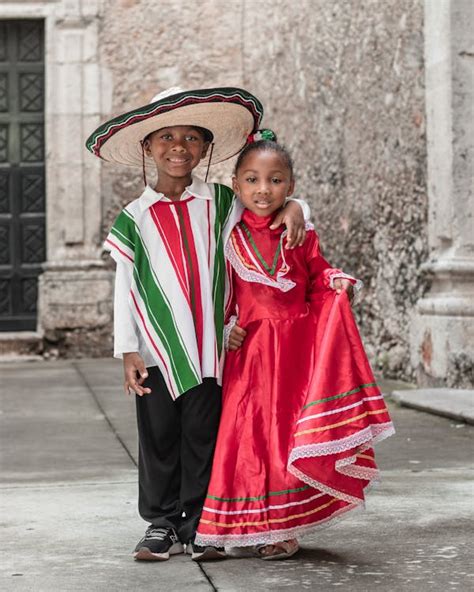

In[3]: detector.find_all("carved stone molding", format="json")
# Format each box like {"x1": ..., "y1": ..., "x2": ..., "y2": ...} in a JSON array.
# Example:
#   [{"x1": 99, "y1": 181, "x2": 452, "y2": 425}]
[
  {"x1": 411, "y1": 0, "x2": 474, "y2": 387},
  {"x1": 0, "y1": 1, "x2": 112, "y2": 348}
]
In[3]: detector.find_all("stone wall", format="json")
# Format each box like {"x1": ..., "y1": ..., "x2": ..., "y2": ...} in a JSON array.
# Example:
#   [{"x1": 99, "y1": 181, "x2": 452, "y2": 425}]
[
  {"x1": 98, "y1": 0, "x2": 245, "y2": 234},
  {"x1": 410, "y1": 0, "x2": 474, "y2": 389},
  {"x1": 97, "y1": 0, "x2": 428, "y2": 380},
  {"x1": 240, "y1": 0, "x2": 428, "y2": 379}
]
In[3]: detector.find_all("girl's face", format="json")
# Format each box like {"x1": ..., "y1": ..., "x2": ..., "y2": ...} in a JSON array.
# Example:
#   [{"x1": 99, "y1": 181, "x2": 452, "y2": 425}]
[
  {"x1": 144, "y1": 126, "x2": 209, "y2": 181},
  {"x1": 232, "y1": 149, "x2": 295, "y2": 217}
]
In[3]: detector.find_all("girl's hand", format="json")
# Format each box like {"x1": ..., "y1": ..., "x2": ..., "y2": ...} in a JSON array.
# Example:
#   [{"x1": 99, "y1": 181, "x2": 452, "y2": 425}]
[
  {"x1": 123, "y1": 352, "x2": 151, "y2": 396},
  {"x1": 333, "y1": 278, "x2": 354, "y2": 303},
  {"x1": 270, "y1": 201, "x2": 306, "y2": 249},
  {"x1": 228, "y1": 324, "x2": 247, "y2": 351}
]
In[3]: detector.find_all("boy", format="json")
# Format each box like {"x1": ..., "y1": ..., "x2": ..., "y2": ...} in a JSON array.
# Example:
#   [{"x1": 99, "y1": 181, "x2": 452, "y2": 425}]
[{"x1": 86, "y1": 87, "x2": 308, "y2": 561}]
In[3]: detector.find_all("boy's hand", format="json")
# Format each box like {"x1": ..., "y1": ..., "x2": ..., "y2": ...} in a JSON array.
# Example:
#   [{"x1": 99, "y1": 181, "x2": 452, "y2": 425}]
[
  {"x1": 270, "y1": 201, "x2": 306, "y2": 249},
  {"x1": 333, "y1": 278, "x2": 354, "y2": 303},
  {"x1": 228, "y1": 323, "x2": 247, "y2": 351},
  {"x1": 123, "y1": 352, "x2": 151, "y2": 396}
]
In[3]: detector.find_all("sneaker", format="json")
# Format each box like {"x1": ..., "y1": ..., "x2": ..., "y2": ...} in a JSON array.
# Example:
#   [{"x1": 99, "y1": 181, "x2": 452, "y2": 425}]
[
  {"x1": 133, "y1": 526, "x2": 184, "y2": 561},
  {"x1": 186, "y1": 541, "x2": 226, "y2": 562}
]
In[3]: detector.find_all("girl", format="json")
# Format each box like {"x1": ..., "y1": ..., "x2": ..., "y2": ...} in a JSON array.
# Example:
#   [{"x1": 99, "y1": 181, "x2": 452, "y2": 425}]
[{"x1": 195, "y1": 131, "x2": 395, "y2": 560}]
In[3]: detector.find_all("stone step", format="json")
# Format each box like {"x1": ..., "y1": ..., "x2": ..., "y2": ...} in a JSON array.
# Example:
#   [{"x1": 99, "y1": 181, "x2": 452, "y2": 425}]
[
  {"x1": 392, "y1": 388, "x2": 474, "y2": 425},
  {"x1": 0, "y1": 332, "x2": 44, "y2": 361}
]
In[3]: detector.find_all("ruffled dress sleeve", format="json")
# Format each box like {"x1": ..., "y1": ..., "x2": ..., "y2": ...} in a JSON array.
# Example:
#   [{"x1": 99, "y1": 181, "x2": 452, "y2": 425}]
[{"x1": 305, "y1": 229, "x2": 362, "y2": 305}]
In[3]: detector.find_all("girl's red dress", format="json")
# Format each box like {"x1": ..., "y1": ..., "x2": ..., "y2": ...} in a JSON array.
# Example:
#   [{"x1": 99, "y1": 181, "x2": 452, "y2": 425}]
[{"x1": 195, "y1": 210, "x2": 394, "y2": 547}]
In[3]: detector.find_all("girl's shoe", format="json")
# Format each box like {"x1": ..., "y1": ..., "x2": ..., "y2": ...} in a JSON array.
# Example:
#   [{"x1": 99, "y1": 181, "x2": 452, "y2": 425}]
[{"x1": 256, "y1": 539, "x2": 299, "y2": 561}]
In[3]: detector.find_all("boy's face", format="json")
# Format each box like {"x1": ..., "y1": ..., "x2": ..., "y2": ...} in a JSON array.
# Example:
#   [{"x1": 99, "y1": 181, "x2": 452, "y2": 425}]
[{"x1": 143, "y1": 126, "x2": 210, "y2": 181}]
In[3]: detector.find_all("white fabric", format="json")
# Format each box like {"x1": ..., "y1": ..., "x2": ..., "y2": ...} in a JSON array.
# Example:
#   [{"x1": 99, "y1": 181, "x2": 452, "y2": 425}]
[{"x1": 223, "y1": 315, "x2": 238, "y2": 350}]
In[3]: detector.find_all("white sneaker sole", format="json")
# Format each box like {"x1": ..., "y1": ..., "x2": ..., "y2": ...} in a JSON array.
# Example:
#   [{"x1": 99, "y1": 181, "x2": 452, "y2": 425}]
[{"x1": 133, "y1": 542, "x2": 184, "y2": 561}]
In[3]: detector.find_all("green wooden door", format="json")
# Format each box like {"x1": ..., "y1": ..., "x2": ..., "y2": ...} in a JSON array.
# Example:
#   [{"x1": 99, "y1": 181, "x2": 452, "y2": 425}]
[{"x1": 0, "y1": 20, "x2": 45, "y2": 331}]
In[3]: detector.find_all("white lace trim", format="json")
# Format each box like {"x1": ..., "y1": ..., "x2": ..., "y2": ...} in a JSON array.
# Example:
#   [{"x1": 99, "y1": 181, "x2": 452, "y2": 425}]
[
  {"x1": 225, "y1": 226, "x2": 296, "y2": 292},
  {"x1": 327, "y1": 270, "x2": 363, "y2": 293},
  {"x1": 290, "y1": 423, "x2": 395, "y2": 460},
  {"x1": 224, "y1": 315, "x2": 238, "y2": 350},
  {"x1": 339, "y1": 464, "x2": 380, "y2": 481},
  {"x1": 287, "y1": 464, "x2": 363, "y2": 505},
  {"x1": 286, "y1": 423, "x2": 394, "y2": 505},
  {"x1": 195, "y1": 500, "x2": 364, "y2": 548}
]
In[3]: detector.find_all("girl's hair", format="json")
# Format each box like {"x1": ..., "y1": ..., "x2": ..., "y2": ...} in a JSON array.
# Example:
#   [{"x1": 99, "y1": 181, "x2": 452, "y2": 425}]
[{"x1": 234, "y1": 136, "x2": 294, "y2": 178}]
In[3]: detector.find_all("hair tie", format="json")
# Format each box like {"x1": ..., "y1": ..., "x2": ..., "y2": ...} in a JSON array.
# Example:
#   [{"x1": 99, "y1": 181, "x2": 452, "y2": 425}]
[{"x1": 247, "y1": 128, "x2": 277, "y2": 144}]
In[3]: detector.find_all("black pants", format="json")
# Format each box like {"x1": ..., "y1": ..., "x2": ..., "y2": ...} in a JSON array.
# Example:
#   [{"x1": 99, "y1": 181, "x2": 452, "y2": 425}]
[{"x1": 135, "y1": 367, "x2": 221, "y2": 543}]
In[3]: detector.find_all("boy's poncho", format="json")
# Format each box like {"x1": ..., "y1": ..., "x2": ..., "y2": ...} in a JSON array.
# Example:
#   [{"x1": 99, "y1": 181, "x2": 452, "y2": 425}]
[{"x1": 105, "y1": 183, "x2": 238, "y2": 399}]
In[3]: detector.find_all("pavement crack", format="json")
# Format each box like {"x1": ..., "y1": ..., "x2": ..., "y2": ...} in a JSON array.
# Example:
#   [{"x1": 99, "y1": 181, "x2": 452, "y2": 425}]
[
  {"x1": 197, "y1": 562, "x2": 218, "y2": 591},
  {"x1": 72, "y1": 362, "x2": 138, "y2": 469}
]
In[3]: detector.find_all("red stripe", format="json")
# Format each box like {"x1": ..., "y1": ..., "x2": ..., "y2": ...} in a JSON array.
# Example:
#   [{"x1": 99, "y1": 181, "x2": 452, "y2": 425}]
[
  {"x1": 149, "y1": 205, "x2": 191, "y2": 308},
  {"x1": 207, "y1": 200, "x2": 211, "y2": 268},
  {"x1": 175, "y1": 202, "x2": 204, "y2": 364},
  {"x1": 105, "y1": 238, "x2": 134, "y2": 262},
  {"x1": 130, "y1": 290, "x2": 177, "y2": 400}
]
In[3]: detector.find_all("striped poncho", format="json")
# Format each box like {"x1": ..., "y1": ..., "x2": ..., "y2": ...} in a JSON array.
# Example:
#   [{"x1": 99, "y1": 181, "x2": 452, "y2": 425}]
[{"x1": 105, "y1": 181, "x2": 241, "y2": 400}]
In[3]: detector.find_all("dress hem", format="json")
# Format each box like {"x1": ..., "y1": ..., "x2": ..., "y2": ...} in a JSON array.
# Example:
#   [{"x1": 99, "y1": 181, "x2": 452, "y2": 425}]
[{"x1": 195, "y1": 499, "x2": 366, "y2": 548}]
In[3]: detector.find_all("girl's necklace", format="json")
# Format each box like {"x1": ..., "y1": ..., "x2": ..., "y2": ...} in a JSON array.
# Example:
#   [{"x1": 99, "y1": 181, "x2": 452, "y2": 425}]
[{"x1": 239, "y1": 221, "x2": 282, "y2": 276}]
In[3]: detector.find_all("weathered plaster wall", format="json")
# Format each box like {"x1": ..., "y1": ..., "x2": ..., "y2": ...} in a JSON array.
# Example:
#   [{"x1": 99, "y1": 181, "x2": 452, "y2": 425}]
[
  {"x1": 98, "y1": 0, "x2": 245, "y2": 233},
  {"x1": 96, "y1": 0, "x2": 428, "y2": 379},
  {"x1": 240, "y1": 0, "x2": 428, "y2": 378}
]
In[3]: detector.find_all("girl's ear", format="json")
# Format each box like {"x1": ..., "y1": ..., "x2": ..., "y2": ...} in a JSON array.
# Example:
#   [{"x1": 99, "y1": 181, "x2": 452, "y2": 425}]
[
  {"x1": 232, "y1": 175, "x2": 240, "y2": 195},
  {"x1": 287, "y1": 177, "x2": 295, "y2": 197}
]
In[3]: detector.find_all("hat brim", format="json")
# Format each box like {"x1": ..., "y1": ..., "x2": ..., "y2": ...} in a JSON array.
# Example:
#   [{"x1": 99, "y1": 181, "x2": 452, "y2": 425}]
[{"x1": 86, "y1": 88, "x2": 263, "y2": 168}]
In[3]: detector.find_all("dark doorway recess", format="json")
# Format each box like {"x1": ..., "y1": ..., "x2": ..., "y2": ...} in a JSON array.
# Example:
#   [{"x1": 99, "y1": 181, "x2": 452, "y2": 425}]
[{"x1": 0, "y1": 20, "x2": 45, "y2": 331}]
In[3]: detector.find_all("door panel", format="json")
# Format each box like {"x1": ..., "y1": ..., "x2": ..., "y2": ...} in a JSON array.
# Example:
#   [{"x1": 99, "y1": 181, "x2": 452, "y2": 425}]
[{"x1": 0, "y1": 20, "x2": 45, "y2": 331}]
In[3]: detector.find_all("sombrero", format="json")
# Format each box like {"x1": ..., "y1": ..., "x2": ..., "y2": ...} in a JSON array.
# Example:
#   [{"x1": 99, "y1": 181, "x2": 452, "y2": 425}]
[{"x1": 85, "y1": 86, "x2": 264, "y2": 168}]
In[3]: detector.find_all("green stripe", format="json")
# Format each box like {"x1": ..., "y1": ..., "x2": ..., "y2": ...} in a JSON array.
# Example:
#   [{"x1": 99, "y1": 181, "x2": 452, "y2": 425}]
[
  {"x1": 240, "y1": 221, "x2": 282, "y2": 275},
  {"x1": 221, "y1": 193, "x2": 235, "y2": 229},
  {"x1": 110, "y1": 211, "x2": 136, "y2": 250},
  {"x1": 212, "y1": 184, "x2": 235, "y2": 355},
  {"x1": 303, "y1": 383, "x2": 378, "y2": 410},
  {"x1": 110, "y1": 226, "x2": 134, "y2": 251},
  {"x1": 132, "y1": 228, "x2": 200, "y2": 393},
  {"x1": 207, "y1": 485, "x2": 310, "y2": 503}
]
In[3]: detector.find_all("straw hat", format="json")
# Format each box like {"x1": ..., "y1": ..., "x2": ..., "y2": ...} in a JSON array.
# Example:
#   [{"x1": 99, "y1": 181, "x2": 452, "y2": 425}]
[{"x1": 85, "y1": 86, "x2": 264, "y2": 168}]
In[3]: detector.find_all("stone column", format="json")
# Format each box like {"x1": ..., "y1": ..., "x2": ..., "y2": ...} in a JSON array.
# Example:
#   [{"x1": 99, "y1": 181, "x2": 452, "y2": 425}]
[
  {"x1": 411, "y1": 0, "x2": 474, "y2": 387},
  {"x1": 37, "y1": 0, "x2": 113, "y2": 356}
]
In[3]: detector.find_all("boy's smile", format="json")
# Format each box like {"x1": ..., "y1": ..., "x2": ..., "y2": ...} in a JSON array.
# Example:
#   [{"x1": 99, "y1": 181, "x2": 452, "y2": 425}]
[
  {"x1": 232, "y1": 150, "x2": 295, "y2": 217},
  {"x1": 144, "y1": 126, "x2": 210, "y2": 195}
]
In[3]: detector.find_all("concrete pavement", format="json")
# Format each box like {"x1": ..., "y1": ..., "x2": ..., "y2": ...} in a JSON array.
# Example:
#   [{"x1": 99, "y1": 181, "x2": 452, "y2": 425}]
[{"x1": 1, "y1": 359, "x2": 473, "y2": 592}]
